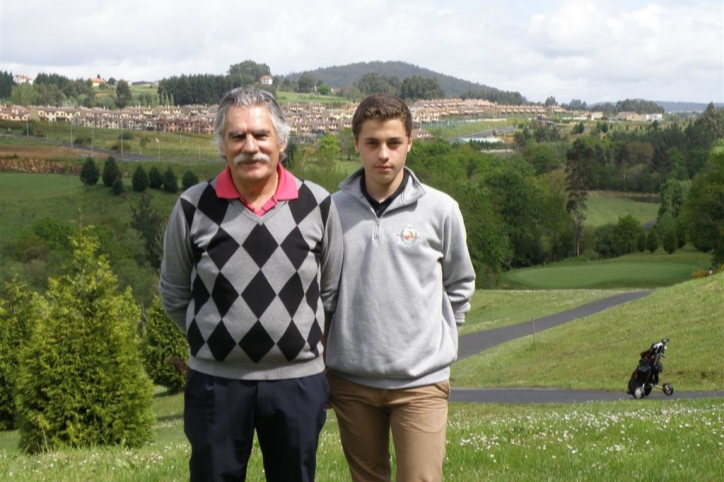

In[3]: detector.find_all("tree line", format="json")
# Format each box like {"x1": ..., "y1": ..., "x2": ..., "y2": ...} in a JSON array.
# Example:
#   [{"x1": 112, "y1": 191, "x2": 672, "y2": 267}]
[
  {"x1": 2, "y1": 70, "x2": 156, "y2": 110},
  {"x1": 512, "y1": 103, "x2": 724, "y2": 193}
]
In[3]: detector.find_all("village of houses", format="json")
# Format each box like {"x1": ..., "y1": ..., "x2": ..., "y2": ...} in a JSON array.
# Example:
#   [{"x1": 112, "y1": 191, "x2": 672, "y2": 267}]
[{"x1": 1, "y1": 74, "x2": 664, "y2": 142}]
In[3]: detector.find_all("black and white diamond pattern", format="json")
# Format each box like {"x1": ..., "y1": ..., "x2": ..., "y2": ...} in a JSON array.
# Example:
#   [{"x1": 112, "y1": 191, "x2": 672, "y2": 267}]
[{"x1": 184, "y1": 180, "x2": 328, "y2": 364}]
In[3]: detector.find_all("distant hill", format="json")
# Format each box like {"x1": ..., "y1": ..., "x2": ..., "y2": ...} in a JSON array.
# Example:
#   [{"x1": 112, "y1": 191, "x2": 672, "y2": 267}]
[
  {"x1": 281, "y1": 60, "x2": 522, "y2": 99},
  {"x1": 654, "y1": 101, "x2": 724, "y2": 113}
]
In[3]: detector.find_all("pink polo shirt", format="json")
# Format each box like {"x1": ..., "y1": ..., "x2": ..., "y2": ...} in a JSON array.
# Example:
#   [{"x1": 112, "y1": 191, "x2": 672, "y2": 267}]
[{"x1": 215, "y1": 163, "x2": 298, "y2": 216}]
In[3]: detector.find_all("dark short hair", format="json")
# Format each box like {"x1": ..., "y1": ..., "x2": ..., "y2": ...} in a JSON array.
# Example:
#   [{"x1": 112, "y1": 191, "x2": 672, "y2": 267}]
[
  {"x1": 213, "y1": 87, "x2": 290, "y2": 157},
  {"x1": 352, "y1": 94, "x2": 412, "y2": 139}
]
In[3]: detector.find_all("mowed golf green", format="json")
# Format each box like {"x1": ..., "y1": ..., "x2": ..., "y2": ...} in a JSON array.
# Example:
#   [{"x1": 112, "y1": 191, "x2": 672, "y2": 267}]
[
  {"x1": 584, "y1": 195, "x2": 659, "y2": 227},
  {"x1": 502, "y1": 252, "x2": 710, "y2": 289}
]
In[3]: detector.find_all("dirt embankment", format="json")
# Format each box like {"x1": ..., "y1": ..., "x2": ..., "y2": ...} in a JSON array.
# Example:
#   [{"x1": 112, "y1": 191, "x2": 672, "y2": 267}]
[{"x1": 0, "y1": 156, "x2": 82, "y2": 174}]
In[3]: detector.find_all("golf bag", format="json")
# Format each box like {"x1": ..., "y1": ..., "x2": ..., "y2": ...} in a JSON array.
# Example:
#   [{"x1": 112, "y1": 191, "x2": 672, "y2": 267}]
[{"x1": 627, "y1": 338, "x2": 674, "y2": 399}]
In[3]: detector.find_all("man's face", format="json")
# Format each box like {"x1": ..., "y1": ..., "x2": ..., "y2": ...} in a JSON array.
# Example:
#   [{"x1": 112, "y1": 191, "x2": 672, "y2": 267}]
[
  {"x1": 221, "y1": 105, "x2": 285, "y2": 187},
  {"x1": 354, "y1": 118, "x2": 412, "y2": 196}
]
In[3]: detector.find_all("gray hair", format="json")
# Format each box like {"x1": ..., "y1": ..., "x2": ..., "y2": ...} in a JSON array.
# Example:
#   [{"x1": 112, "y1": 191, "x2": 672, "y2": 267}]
[{"x1": 213, "y1": 87, "x2": 291, "y2": 157}]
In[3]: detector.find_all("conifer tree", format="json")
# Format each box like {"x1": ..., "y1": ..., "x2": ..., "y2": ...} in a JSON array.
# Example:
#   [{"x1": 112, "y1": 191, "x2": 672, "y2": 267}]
[
  {"x1": 148, "y1": 166, "x2": 163, "y2": 189},
  {"x1": 14, "y1": 228, "x2": 154, "y2": 453},
  {"x1": 646, "y1": 229, "x2": 659, "y2": 253},
  {"x1": 112, "y1": 176, "x2": 125, "y2": 195},
  {"x1": 102, "y1": 156, "x2": 121, "y2": 187},
  {"x1": 0, "y1": 276, "x2": 35, "y2": 430},
  {"x1": 80, "y1": 157, "x2": 99, "y2": 186},
  {"x1": 162, "y1": 167, "x2": 178, "y2": 193},
  {"x1": 132, "y1": 165, "x2": 149, "y2": 192},
  {"x1": 142, "y1": 297, "x2": 187, "y2": 393},
  {"x1": 181, "y1": 169, "x2": 199, "y2": 191}
]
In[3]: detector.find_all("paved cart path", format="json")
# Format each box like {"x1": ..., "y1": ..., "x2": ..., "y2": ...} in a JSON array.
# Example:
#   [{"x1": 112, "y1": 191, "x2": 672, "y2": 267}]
[{"x1": 451, "y1": 290, "x2": 724, "y2": 403}]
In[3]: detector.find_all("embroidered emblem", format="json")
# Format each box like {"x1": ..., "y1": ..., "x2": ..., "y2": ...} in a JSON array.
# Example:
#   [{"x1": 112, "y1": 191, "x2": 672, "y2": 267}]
[{"x1": 396, "y1": 225, "x2": 421, "y2": 246}]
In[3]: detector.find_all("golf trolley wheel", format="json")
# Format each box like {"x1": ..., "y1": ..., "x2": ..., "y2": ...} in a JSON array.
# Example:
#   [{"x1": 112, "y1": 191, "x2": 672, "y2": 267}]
[
  {"x1": 663, "y1": 383, "x2": 674, "y2": 396},
  {"x1": 633, "y1": 386, "x2": 645, "y2": 399}
]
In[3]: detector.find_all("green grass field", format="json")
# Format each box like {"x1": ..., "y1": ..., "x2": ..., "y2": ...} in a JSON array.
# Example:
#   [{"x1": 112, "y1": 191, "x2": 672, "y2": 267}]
[
  {"x1": 1, "y1": 276, "x2": 723, "y2": 481},
  {"x1": 453, "y1": 273, "x2": 724, "y2": 391},
  {"x1": 461, "y1": 289, "x2": 626, "y2": 335},
  {"x1": 501, "y1": 248, "x2": 711, "y2": 289},
  {"x1": 585, "y1": 195, "x2": 659, "y2": 227},
  {"x1": 1, "y1": 122, "x2": 221, "y2": 162}
]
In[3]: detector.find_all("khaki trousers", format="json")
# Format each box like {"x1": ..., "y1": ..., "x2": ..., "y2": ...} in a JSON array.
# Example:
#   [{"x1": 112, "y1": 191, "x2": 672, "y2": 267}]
[{"x1": 327, "y1": 371, "x2": 449, "y2": 482}]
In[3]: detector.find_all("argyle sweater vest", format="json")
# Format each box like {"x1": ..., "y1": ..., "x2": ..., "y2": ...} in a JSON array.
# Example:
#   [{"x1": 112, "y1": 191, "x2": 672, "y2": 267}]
[{"x1": 161, "y1": 176, "x2": 341, "y2": 380}]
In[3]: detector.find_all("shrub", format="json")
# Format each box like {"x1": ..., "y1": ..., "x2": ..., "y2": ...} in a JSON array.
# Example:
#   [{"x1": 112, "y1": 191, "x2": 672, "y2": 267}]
[
  {"x1": 182, "y1": 169, "x2": 199, "y2": 191},
  {"x1": 102, "y1": 156, "x2": 120, "y2": 187},
  {"x1": 663, "y1": 228, "x2": 678, "y2": 254},
  {"x1": 79, "y1": 157, "x2": 99, "y2": 186},
  {"x1": 14, "y1": 232, "x2": 49, "y2": 262},
  {"x1": 0, "y1": 276, "x2": 35, "y2": 430},
  {"x1": 32, "y1": 217, "x2": 75, "y2": 252},
  {"x1": 646, "y1": 229, "x2": 659, "y2": 253},
  {"x1": 675, "y1": 221, "x2": 687, "y2": 249},
  {"x1": 14, "y1": 229, "x2": 154, "y2": 454},
  {"x1": 636, "y1": 231, "x2": 647, "y2": 252},
  {"x1": 162, "y1": 168, "x2": 178, "y2": 193},
  {"x1": 130, "y1": 192, "x2": 164, "y2": 268},
  {"x1": 148, "y1": 166, "x2": 163, "y2": 189},
  {"x1": 132, "y1": 165, "x2": 149, "y2": 192},
  {"x1": 112, "y1": 177, "x2": 125, "y2": 195},
  {"x1": 142, "y1": 297, "x2": 187, "y2": 393}
]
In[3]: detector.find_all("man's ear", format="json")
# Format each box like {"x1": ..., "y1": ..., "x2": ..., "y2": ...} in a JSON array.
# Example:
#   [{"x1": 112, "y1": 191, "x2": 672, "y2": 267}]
[{"x1": 354, "y1": 137, "x2": 360, "y2": 153}]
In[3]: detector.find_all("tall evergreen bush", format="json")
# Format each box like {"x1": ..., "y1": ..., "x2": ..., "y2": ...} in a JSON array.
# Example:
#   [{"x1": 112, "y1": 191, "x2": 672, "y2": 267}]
[
  {"x1": 79, "y1": 157, "x2": 99, "y2": 186},
  {"x1": 148, "y1": 166, "x2": 163, "y2": 189},
  {"x1": 14, "y1": 229, "x2": 154, "y2": 453},
  {"x1": 142, "y1": 297, "x2": 187, "y2": 393},
  {"x1": 182, "y1": 169, "x2": 199, "y2": 191},
  {"x1": 112, "y1": 177, "x2": 125, "y2": 195},
  {"x1": 0, "y1": 276, "x2": 35, "y2": 430},
  {"x1": 162, "y1": 168, "x2": 178, "y2": 193},
  {"x1": 646, "y1": 229, "x2": 659, "y2": 253},
  {"x1": 102, "y1": 156, "x2": 121, "y2": 187},
  {"x1": 132, "y1": 165, "x2": 149, "y2": 192}
]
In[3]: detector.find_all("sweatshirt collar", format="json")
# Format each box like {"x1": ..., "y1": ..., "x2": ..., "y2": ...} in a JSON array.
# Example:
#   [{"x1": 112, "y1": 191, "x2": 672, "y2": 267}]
[{"x1": 340, "y1": 167, "x2": 425, "y2": 210}]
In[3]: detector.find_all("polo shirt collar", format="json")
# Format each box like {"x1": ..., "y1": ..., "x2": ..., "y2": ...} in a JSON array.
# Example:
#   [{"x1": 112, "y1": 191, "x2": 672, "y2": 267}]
[{"x1": 216, "y1": 163, "x2": 298, "y2": 201}]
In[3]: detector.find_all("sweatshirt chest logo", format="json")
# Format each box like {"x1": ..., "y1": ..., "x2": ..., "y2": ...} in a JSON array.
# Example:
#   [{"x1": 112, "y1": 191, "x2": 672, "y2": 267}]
[{"x1": 395, "y1": 225, "x2": 421, "y2": 246}]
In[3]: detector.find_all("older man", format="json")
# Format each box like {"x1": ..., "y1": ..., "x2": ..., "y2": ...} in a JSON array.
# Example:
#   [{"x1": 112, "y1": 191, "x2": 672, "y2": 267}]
[{"x1": 159, "y1": 87, "x2": 343, "y2": 482}]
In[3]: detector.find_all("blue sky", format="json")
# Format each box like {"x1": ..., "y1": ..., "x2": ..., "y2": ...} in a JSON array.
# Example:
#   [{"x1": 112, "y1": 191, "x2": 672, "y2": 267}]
[{"x1": 1, "y1": 0, "x2": 722, "y2": 104}]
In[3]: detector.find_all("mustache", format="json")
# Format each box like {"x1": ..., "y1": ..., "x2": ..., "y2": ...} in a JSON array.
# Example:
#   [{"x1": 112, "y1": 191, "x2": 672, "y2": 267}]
[{"x1": 233, "y1": 153, "x2": 271, "y2": 165}]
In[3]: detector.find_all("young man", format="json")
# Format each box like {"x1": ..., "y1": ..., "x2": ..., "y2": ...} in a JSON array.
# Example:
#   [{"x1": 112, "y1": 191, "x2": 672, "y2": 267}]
[
  {"x1": 159, "y1": 87, "x2": 343, "y2": 482},
  {"x1": 326, "y1": 94, "x2": 476, "y2": 481}
]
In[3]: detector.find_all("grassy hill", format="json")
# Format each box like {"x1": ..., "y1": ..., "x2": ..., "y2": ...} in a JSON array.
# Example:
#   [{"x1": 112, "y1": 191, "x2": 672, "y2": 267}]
[{"x1": 452, "y1": 272, "x2": 724, "y2": 392}]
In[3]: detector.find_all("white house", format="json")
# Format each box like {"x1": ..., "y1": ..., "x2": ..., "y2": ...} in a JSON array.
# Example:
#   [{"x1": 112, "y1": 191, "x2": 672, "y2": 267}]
[{"x1": 13, "y1": 74, "x2": 33, "y2": 85}]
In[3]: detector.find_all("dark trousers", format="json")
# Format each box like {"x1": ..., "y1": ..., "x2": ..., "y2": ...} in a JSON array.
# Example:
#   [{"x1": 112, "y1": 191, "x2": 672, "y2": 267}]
[{"x1": 184, "y1": 369, "x2": 329, "y2": 482}]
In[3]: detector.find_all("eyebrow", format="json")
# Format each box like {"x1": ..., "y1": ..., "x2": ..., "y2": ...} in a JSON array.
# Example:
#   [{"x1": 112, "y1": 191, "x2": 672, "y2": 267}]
[
  {"x1": 362, "y1": 135, "x2": 405, "y2": 142},
  {"x1": 228, "y1": 129, "x2": 271, "y2": 138}
]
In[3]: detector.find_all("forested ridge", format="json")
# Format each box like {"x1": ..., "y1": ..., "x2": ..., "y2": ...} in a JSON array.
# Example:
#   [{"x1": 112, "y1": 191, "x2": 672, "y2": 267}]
[{"x1": 4, "y1": 60, "x2": 722, "y2": 111}]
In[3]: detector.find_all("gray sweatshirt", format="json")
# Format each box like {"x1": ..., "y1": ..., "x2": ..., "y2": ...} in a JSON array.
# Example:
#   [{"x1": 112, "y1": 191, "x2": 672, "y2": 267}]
[{"x1": 326, "y1": 168, "x2": 476, "y2": 389}]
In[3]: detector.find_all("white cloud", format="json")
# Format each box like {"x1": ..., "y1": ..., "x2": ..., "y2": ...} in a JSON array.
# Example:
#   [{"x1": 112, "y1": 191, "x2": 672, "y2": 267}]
[{"x1": 1, "y1": 0, "x2": 722, "y2": 103}]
